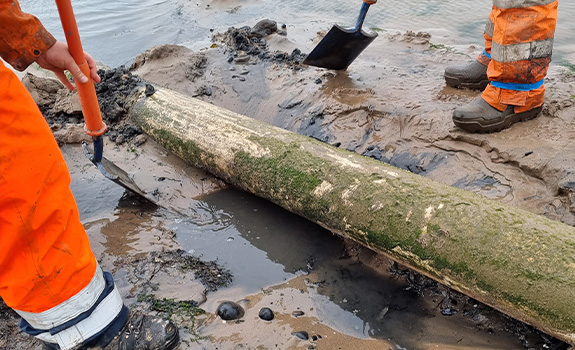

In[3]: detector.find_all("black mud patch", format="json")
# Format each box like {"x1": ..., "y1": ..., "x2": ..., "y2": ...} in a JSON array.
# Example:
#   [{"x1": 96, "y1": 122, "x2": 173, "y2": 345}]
[
  {"x1": 0, "y1": 300, "x2": 36, "y2": 349},
  {"x1": 94, "y1": 67, "x2": 154, "y2": 144},
  {"x1": 363, "y1": 146, "x2": 450, "y2": 175},
  {"x1": 212, "y1": 20, "x2": 306, "y2": 69},
  {"x1": 26, "y1": 67, "x2": 152, "y2": 145}
]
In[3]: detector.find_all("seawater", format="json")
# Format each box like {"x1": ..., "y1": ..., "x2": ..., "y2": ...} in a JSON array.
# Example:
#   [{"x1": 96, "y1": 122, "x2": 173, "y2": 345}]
[{"x1": 20, "y1": 0, "x2": 575, "y2": 67}]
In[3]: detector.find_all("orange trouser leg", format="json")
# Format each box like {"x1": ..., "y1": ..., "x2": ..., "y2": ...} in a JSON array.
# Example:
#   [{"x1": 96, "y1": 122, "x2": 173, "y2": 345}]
[
  {"x1": 0, "y1": 61, "x2": 97, "y2": 313},
  {"x1": 482, "y1": 0, "x2": 558, "y2": 112},
  {"x1": 476, "y1": 10, "x2": 494, "y2": 67}
]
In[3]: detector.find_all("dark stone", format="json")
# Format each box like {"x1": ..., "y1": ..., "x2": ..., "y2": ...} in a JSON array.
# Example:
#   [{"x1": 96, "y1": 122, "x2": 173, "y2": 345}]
[
  {"x1": 258, "y1": 307, "x2": 274, "y2": 321},
  {"x1": 250, "y1": 19, "x2": 277, "y2": 38},
  {"x1": 217, "y1": 301, "x2": 245, "y2": 320},
  {"x1": 291, "y1": 310, "x2": 305, "y2": 317},
  {"x1": 292, "y1": 331, "x2": 309, "y2": 340},
  {"x1": 145, "y1": 84, "x2": 155, "y2": 97},
  {"x1": 441, "y1": 308, "x2": 457, "y2": 316}
]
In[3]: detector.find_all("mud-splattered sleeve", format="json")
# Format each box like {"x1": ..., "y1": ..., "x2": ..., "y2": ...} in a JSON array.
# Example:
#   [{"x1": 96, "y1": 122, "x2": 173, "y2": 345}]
[{"x1": 0, "y1": 0, "x2": 56, "y2": 71}]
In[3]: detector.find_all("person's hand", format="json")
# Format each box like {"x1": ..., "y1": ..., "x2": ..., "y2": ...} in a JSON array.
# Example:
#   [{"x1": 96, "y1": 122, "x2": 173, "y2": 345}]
[{"x1": 35, "y1": 41, "x2": 101, "y2": 91}]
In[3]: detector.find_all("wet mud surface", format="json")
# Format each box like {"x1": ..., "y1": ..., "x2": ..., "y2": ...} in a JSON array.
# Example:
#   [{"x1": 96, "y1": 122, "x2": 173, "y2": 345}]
[{"x1": 4, "y1": 11, "x2": 575, "y2": 350}]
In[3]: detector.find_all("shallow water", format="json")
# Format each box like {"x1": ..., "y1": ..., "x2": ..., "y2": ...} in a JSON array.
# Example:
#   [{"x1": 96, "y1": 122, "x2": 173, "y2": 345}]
[
  {"x1": 20, "y1": 0, "x2": 200, "y2": 67},
  {"x1": 22, "y1": 0, "x2": 575, "y2": 67}
]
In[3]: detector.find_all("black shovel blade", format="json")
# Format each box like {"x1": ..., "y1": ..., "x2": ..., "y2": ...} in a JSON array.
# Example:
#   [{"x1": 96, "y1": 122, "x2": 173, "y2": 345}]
[{"x1": 303, "y1": 24, "x2": 378, "y2": 70}]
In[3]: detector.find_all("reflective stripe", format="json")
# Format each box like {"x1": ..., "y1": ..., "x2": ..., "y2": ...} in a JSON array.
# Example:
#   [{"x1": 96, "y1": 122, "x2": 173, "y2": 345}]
[
  {"x1": 35, "y1": 286, "x2": 124, "y2": 350},
  {"x1": 493, "y1": 0, "x2": 557, "y2": 9},
  {"x1": 491, "y1": 79, "x2": 544, "y2": 91},
  {"x1": 14, "y1": 265, "x2": 105, "y2": 329},
  {"x1": 484, "y1": 19, "x2": 494, "y2": 38},
  {"x1": 491, "y1": 38, "x2": 553, "y2": 63}
]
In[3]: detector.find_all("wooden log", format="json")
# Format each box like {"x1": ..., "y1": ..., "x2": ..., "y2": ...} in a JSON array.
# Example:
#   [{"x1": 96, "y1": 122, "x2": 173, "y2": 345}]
[{"x1": 130, "y1": 88, "x2": 575, "y2": 345}]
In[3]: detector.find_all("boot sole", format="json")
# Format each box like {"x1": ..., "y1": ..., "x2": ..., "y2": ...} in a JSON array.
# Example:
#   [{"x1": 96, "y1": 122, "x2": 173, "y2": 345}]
[
  {"x1": 163, "y1": 332, "x2": 180, "y2": 350},
  {"x1": 444, "y1": 74, "x2": 489, "y2": 91},
  {"x1": 453, "y1": 107, "x2": 542, "y2": 133}
]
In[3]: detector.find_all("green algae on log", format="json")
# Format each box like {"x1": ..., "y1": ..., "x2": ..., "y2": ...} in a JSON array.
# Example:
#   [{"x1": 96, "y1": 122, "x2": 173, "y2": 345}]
[{"x1": 130, "y1": 88, "x2": 575, "y2": 345}]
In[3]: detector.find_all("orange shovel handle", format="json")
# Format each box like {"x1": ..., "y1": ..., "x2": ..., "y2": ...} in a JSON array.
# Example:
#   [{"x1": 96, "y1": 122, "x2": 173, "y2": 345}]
[{"x1": 55, "y1": 0, "x2": 107, "y2": 137}]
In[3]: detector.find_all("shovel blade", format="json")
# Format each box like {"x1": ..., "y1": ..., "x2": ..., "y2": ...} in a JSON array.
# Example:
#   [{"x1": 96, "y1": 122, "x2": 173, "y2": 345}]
[
  {"x1": 82, "y1": 141, "x2": 157, "y2": 206},
  {"x1": 303, "y1": 24, "x2": 378, "y2": 70}
]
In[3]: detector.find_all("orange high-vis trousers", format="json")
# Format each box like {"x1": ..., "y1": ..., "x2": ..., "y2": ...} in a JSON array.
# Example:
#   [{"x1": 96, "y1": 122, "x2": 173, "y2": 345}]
[
  {"x1": 477, "y1": 0, "x2": 558, "y2": 112},
  {"x1": 0, "y1": 60, "x2": 97, "y2": 311}
]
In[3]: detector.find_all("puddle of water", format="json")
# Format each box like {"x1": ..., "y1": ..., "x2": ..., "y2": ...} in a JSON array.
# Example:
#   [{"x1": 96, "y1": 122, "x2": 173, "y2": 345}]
[
  {"x1": 65, "y1": 144, "x2": 125, "y2": 222},
  {"x1": 173, "y1": 188, "x2": 331, "y2": 295}
]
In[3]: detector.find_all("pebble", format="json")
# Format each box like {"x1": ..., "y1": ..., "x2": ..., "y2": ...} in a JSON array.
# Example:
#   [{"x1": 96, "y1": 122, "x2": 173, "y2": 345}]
[
  {"x1": 133, "y1": 134, "x2": 147, "y2": 147},
  {"x1": 250, "y1": 19, "x2": 278, "y2": 38},
  {"x1": 217, "y1": 301, "x2": 245, "y2": 320},
  {"x1": 258, "y1": 307, "x2": 274, "y2": 321},
  {"x1": 291, "y1": 310, "x2": 305, "y2": 318},
  {"x1": 292, "y1": 331, "x2": 309, "y2": 340},
  {"x1": 234, "y1": 52, "x2": 250, "y2": 63}
]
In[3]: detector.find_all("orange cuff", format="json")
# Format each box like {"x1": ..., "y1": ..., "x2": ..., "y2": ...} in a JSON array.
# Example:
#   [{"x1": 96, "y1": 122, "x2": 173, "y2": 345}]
[
  {"x1": 0, "y1": 0, "x2": 57, "y2": 71},
  {"x1": 482, "y1": 84, "x2": 545, "y2": 113}
]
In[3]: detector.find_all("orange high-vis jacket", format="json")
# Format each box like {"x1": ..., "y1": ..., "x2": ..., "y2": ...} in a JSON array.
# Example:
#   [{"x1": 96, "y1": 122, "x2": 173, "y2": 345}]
[{"x1": 0, "y1": 0, "x2": 98, "y2": 315}]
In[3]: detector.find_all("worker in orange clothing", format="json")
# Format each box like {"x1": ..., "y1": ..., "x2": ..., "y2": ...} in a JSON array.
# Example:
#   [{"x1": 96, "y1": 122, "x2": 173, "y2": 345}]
[
  {"x1": 444, "y1": 0, "x2": 558, "y2": 133},
  {"x1": 0, "y1": 1, "x2": 179, "y2": 349}
]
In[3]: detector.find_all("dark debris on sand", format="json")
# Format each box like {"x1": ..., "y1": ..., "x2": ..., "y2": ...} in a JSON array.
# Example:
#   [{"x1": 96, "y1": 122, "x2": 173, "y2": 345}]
[
  {"x1": 131, "y1": 249, "x2": 232, "y2": 293},
  {"x1": 388, "y1": 261, "x2": 570, "y2": 350},
  {"x1": 213, "y1": 19, "x2": 307, "y2": 69},
  {"x1": 30, "y1": 66, "x2": 154, "y2": 145}
]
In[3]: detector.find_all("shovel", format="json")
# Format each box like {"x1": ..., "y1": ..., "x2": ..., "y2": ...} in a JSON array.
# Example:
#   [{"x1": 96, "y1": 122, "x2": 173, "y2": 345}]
[
  {"x1": 303, "y1": 0, "x2": 378, "y2": 70},
  {"x1": 55, "y1": 0, "x2": 156, "y2": 205}
]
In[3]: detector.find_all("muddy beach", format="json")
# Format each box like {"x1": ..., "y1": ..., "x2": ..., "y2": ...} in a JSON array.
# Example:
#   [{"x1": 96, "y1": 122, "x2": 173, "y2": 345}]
[{"x1": 3, "y1": 4, "x2": 575, "y2": 350}]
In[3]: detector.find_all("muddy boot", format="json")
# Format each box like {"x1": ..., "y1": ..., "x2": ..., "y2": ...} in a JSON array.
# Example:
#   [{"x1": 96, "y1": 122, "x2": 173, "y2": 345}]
[
  {"x1": 452, "y1": 97, "x2": 542, "y2": 133},
  {"x1": 95, "y1": 312, "x2": 179, "y2": 350},
  {"x1": 42, "y1": 312, "x2": 179, "y2": 350},
  {"x1": 444, "y1": 59, "x2": 489, "y2": 90}
]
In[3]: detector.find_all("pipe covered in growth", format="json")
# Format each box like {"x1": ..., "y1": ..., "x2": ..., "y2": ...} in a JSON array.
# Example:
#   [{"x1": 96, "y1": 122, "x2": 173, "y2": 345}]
[{"x1": 130, "y1": 88, "x2": 575, "y2": 345}]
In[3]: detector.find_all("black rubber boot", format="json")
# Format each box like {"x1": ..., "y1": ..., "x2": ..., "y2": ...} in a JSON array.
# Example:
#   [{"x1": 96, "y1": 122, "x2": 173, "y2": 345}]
[
  {"x1": 452, "y1": 97, "x2": 542, "y2": 133},
  {"x1": 444, "y1": 59, "x2": 489, "y2": 90},
  {"x1": 42, "y1": 312, "x2": 179, "y2": 350},
  {"x1": 93, "y1": 312, "x2": 179, "y2": 350}
]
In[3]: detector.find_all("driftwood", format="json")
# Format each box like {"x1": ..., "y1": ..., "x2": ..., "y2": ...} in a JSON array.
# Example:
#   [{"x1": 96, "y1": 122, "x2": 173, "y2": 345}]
[{"x1": 130, "y1": 88, "x2": 575, "y2": 345}]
